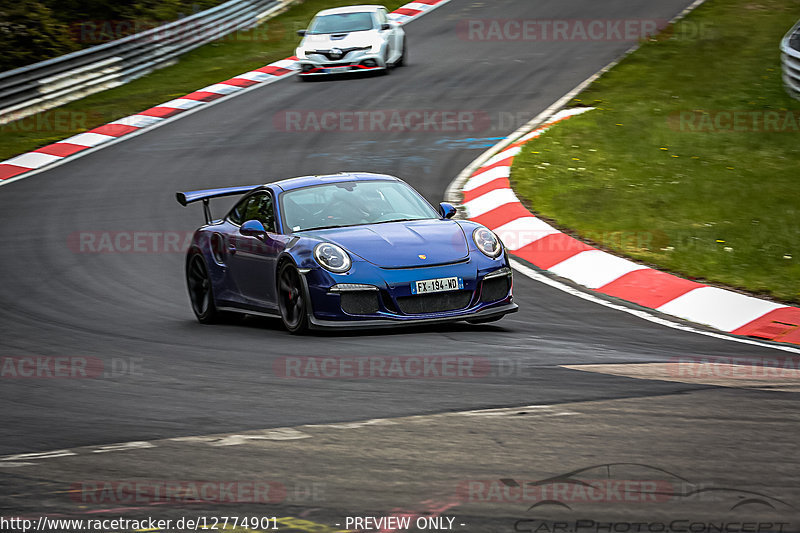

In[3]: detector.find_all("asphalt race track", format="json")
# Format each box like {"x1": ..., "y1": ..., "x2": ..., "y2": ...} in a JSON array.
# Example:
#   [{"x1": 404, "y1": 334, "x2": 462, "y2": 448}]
[{"x1": 1, "y1": 0, "x2": 799, "y2": 530}]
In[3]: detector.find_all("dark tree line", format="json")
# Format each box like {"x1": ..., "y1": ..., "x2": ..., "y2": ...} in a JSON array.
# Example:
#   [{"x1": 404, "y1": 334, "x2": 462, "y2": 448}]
[{"x1": 0, "y1": 0, "x2": 224, "y2": 71}]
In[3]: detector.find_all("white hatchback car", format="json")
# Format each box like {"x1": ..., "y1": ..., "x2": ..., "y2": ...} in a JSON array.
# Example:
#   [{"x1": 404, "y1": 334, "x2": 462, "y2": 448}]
[{"x1": 295, "y1": 5, "x2": 406, "y2": 78}]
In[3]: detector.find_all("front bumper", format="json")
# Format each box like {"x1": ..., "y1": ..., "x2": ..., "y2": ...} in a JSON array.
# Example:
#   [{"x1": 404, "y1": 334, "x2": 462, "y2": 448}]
[
  {"x1": 308, "y1": 302, "x2": 518, "y2": 330},
  {"x1": 297, "y1": 52, "x2": 386, "y2": 76},
  {"x1": 302, "y1": 259, "x2": 517, "y2": 329}
]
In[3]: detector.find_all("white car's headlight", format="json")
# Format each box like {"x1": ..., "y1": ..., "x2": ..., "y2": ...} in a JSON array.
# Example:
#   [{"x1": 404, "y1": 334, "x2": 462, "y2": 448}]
[
  {"x1": 473, "y1": 227, "x2": 502, "y2": 258},
  {"x1": 314, "y1": 243, "x2": 352, "y2": 273}
]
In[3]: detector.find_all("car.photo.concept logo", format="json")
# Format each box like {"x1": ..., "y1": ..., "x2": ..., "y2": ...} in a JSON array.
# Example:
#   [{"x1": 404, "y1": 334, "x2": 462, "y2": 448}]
[{"x1": 496, "y1": 464, "x2": 796, "y2": 532}]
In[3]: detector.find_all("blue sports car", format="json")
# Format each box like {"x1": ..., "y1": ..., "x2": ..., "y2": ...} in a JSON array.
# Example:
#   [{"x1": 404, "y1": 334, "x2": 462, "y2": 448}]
[{"x1": 176, "y1": 172, "x2": 517, "y2": 333}]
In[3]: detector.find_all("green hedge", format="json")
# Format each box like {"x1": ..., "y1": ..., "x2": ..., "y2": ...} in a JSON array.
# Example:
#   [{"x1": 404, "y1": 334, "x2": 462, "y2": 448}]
[{"x1": 0, "y1": 0, "x2": 226, "y2": 71}]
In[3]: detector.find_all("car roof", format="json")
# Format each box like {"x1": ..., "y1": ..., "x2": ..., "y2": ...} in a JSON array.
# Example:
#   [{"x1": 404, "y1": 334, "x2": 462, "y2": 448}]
[
  {"x1": 269, "y1": 172, "x2": 401, "y2": 192},
  {"x1": 315, "y1": 5, "x2": 384, "y2": 16}
]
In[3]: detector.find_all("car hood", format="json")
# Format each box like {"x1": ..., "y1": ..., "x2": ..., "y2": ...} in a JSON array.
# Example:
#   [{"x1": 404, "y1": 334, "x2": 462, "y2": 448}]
[
  {"x1": 299, "y1": 31, "x2": 378, "y2": 52},
  {"x1": 304, "y1": 220, "x2": 470, "y2": 268}
]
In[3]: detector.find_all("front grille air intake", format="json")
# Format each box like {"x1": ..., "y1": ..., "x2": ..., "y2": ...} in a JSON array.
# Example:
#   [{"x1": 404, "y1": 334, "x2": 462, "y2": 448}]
[
  {"x1": 396, "y1": 291, "x2": 472, "y2": 314},
  {"x1": 340, "y1": 292, "x2": 380, "y2": 315},
  {"x1": 480, "y1": 276, "x2": 510, "y2": 303}
]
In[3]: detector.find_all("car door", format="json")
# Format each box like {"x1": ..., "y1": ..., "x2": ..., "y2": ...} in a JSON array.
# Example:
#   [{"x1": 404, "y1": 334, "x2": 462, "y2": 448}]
[
  {"x1": 376, "y1": 9, "x2": 395, "y2": 60},
  {"x1": 227, "y1": 192, "x2": 279, "y2": 309},
  {"x1": 380, "y1": 8, "x2": 402, "y2": 60}
]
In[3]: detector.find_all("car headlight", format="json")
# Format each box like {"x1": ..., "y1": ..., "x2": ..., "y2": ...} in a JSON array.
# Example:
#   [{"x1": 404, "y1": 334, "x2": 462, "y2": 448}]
[
  {"x1": 473, "y1": 227, "x2": 502, "y2": 258},
  {"x1": 314, "y1": 243, "x2": 352, "y2": 273}
]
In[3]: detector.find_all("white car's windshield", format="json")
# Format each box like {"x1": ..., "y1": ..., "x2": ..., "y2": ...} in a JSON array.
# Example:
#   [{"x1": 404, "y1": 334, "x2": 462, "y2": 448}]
[
  {"x1": 281, "y1": 181, "x2": 439, "y2": 232},
  {"x1": 308, "y1": 12, "x2": 375, "y2": 34}
]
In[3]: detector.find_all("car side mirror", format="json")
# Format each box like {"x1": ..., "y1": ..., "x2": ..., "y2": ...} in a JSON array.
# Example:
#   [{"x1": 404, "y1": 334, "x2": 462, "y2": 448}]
[
  {"x1": 240, "y1": 220, "x2": 267, "y2": 237},
  {"x1": 380, "y1": 23, "x2": 391, "y2": 31},
  {"x1": 439, "y1": 202, "x2": 457, "y2": 219},
  {"x1": 297, "y1": 29, "x2": 307, "y2": 36}
]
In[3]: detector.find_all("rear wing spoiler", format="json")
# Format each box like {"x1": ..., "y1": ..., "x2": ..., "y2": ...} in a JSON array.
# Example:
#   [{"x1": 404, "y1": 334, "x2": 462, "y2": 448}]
[{"x1": 176, "y1": 185, "x2": 261, "y2": 223}]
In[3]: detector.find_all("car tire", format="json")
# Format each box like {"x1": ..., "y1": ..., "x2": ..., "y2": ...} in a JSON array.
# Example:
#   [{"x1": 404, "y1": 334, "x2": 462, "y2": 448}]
[
  {"x1": 186, "y1": 253, "x2": 220, "y2": 324},
  {"x1": 278, "y1": 262, "x2": 309, "y2": 334},
  {"x1": 381, "y1": 48, "x2": 391, "y2": 74},
  {"x1": 396, "y1": 38, "x2": 407, "y2": 67}
]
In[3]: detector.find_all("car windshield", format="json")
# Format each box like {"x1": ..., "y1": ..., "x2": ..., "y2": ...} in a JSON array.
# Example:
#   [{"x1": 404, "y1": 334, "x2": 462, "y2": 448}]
[
  {"x1": 281, "y1": 180, "x2": 439, "y2": 232},
  {"x1": 308, "y1": 12, "x2": 375, "y2": 34}
]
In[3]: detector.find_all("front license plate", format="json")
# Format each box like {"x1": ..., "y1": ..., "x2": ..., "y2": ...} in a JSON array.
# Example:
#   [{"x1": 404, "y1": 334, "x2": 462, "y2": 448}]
[{"x1": 411, "y1": 276, "x2": 463, "y2": 295}]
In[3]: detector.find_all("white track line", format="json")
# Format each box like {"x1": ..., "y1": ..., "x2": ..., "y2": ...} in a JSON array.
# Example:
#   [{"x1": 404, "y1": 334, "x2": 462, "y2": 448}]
[{"x1": 511, "y1": 259, "x2": 800, "y2": 355}]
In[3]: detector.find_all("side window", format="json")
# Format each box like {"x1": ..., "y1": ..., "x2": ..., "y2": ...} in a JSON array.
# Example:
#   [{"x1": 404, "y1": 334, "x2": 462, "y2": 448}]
[
  {"x1": 376, "y1": 9, "x2": 388, "y2": 25},
  {"x1": 242, "y1": 193, "x2": 276, "y2": 233},
  {"x1": 229, "y1": 197, "x2": 249, "y2": 225}
]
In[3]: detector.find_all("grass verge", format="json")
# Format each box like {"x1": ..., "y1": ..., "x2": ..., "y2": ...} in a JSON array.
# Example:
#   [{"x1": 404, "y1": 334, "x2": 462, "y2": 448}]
[
  {"x1": 0, "y1": 0, "x2": 405, "y2": 162},
  {"x1": 511, "y1": 0, "x2": 800, "y2": 304}
]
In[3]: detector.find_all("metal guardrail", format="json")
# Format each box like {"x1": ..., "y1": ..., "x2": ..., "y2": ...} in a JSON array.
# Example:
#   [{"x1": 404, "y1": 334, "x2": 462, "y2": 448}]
[
  {"x1": 0, "y1": 0, "x2": 287, "y2": 125},
  {"x1": 781, "y1": 20, "x2": 800, "y2": 100}
]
